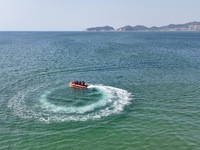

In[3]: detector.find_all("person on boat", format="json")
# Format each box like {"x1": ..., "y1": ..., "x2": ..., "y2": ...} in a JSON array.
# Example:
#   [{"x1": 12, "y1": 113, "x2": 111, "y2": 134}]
[{"x1": 72, "y1": 81, "x2": 86, "y2": 86}]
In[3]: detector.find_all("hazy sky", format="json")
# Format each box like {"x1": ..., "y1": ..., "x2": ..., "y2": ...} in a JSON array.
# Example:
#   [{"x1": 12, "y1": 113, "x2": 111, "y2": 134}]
[{"x1": 0, "y1": 0, "x2": 199, "y2": 31}]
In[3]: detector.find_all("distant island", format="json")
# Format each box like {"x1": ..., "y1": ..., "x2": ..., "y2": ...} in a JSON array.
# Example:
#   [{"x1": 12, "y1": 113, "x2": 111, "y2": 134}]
[
  {"x1": 84, "y1": 26, "x2": 115, "y2": 31},
  {"x1": 85, "y1": 21, "x2": 200, "y2": 31}
]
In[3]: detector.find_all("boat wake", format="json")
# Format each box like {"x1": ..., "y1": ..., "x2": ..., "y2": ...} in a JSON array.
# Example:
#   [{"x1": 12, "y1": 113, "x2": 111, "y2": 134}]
[{"x1": 8, "y1": 84, "x2": 132, "y2": 123}]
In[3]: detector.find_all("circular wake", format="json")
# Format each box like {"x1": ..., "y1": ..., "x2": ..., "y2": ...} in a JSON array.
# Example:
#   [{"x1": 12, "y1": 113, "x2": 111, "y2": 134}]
[{"x1": 8, "y1": 84, "x2": 132, "y2": 123}]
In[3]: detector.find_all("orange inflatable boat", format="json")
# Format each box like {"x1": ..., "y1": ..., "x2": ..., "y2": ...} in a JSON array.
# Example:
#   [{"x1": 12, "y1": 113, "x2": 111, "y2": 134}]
[{"x1": 69, "y1": 81, "x2": 88, "y2": 89}]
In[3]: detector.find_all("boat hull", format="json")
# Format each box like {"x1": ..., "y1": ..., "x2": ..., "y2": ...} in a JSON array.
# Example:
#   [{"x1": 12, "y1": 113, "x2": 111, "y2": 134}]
[{"x1": 69, "y1": 82, "x2": 88, "y2": 89}]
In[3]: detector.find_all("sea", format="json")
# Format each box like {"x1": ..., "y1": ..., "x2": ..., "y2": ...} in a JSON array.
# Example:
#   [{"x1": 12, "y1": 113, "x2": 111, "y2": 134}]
[{"x1": 0, "y1": 31, "x2": 200, "y2": 149}]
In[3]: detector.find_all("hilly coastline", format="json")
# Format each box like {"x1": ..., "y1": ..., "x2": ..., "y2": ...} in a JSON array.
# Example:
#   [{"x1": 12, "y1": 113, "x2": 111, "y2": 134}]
[
  {"x1": 85, "y1": 21, "x2": 200, "y2": 31},
  {"x1": 84, "y1": 26, "x2": 115, "y2": 31}
]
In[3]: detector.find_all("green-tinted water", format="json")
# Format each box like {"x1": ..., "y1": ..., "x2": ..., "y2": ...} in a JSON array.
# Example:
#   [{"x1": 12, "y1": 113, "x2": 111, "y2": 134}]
[{"x1": 0, "y1": 32, "x2": 200, "y2": 149}]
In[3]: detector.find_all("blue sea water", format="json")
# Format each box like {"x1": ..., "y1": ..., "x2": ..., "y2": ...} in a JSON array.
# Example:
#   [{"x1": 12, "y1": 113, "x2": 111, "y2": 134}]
[{"x1": 0, "y1": 31, "x2": 200, "y2": 149}]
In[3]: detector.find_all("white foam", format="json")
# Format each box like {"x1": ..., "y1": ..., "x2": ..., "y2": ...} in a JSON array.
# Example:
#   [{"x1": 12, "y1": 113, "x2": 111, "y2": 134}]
[
  {"x1": 8, "y1": 84, "x2": 48, "y2": 119},
  {"x1": 8, "y1": 84, "x2": 132, "y2": 123},
  {"x1": 39, "y1": 88, "x2": 108, "y2": 113}
]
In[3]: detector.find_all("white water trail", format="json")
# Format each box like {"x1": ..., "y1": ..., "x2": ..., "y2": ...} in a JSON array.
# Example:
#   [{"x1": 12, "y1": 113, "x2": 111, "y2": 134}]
[{"x1": 8, "y1": 84, "x2": 132, "y2": 123}]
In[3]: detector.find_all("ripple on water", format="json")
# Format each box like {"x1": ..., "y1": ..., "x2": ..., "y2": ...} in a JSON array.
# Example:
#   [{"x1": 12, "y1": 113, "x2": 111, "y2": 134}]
[{"x1": 8, "y1": 84, "x2": 132, "y2": 123}]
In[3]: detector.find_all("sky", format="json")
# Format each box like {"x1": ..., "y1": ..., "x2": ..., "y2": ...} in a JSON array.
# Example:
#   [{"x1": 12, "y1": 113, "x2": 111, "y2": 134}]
[{"x1": 0, "y1": 0, "x2": 200, "y2": 31}]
